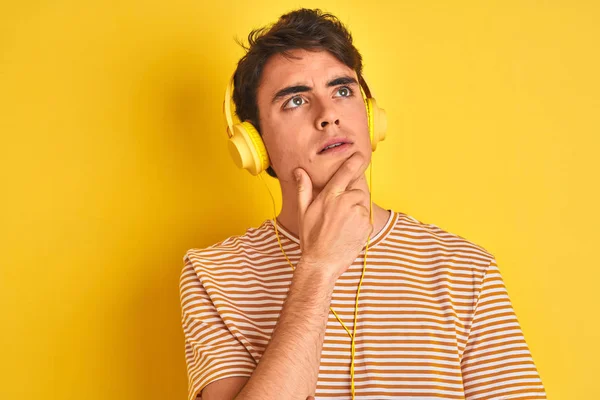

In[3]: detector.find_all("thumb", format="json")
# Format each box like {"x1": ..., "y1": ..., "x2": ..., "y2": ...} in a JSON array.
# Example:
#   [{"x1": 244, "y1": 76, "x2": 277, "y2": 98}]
[{"x1": 294, "y1": 167, "x2": 312, "y2": 224}]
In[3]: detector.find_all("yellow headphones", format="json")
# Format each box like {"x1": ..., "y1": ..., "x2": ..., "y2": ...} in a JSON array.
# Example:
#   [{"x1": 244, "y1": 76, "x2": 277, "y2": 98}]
[{"x1": 223, "y1": 74, "x2": 387, "y2": 175}]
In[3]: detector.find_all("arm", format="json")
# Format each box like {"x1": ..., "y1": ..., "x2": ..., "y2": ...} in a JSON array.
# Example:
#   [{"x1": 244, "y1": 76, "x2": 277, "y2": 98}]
[
  {"x1": 202, "y1": 377, "x2": 248, "y2": 399},
  {"x1": 233, "y1": 154, "x2": 372, "y2": 399},
  {"x1": 233, "y1": 262, "x2": 336, "y2": 399},
  {"x1": 202, "y1": 378, "x2": 315, "y2": 400}
]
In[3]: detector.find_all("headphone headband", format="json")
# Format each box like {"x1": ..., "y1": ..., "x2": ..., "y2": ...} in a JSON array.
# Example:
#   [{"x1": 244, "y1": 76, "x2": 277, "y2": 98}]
[
  {"x1": 223, "y1": 74, "x2": 236, "y2": 139},
  {"x1": 358, "y1": 74, "x2": 373, "y2": 99}
]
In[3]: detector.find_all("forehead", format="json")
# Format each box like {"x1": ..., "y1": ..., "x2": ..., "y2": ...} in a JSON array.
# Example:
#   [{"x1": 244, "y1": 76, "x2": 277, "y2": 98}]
[{"x1": 257, "y1": 49, "x2": 357, "y2": 99}]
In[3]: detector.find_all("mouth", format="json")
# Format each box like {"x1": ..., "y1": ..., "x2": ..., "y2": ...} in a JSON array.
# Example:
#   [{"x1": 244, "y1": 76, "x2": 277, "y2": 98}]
[{"x1": 318, "y1": 139, "x2": 354, "y2": 155}]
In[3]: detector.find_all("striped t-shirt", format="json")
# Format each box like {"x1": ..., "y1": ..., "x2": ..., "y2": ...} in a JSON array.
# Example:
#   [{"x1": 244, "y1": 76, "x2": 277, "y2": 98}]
[{"x1": 179, "y1": 209, "x2": 547, "y2": 400}]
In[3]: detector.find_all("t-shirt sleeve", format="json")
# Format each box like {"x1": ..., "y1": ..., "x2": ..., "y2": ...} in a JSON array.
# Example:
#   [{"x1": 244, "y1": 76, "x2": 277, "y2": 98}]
[
  {"x1": 179, "y1": 254, "x2": 256, "y2": 400},
  {"x1": 460, "y1": 257, "x2": 547, "y2": 399}
]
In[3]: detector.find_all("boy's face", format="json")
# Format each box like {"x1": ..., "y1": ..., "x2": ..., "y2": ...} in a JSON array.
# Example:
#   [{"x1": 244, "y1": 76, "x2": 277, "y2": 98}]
[{"x1": 256, "y1": 49, "x2": 371, "y2": 189}]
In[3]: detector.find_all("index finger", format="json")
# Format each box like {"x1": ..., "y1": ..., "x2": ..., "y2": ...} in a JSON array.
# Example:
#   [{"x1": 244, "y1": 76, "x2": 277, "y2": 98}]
[{"x1": 320, "y1": 152, "x2": 369, "y2": 198}]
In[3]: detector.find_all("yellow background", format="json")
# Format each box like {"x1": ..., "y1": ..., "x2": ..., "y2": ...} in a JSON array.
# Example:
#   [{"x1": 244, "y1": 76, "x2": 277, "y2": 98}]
[{"x1": 1, "y1": 1, "x2": 598, "y2": 399}]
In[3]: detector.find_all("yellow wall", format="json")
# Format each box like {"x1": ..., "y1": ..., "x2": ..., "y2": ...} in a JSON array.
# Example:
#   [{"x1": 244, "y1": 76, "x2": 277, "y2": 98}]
[{"x1": 1, "y1": 1, "x2": 598, "y2": 399}]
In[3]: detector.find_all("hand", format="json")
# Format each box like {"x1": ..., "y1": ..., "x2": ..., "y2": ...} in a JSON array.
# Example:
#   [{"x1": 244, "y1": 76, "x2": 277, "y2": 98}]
[{"x1": 294, "y1": 152, "x2": 373, "y2": 280}]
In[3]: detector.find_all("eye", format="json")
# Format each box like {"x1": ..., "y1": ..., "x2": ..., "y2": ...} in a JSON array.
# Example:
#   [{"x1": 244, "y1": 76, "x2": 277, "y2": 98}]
[
  {"x1": 335, "y1": 86, "x2": 354, "y2": 97},
  {"x1": 283, "y1": 96, "x2": 306, "y2": 110}
]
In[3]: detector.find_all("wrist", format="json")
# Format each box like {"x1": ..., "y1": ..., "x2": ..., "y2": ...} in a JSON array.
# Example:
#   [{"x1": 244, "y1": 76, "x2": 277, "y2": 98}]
[{"x1": 294, "y1": 259, "x2": 338, "y2": 290}]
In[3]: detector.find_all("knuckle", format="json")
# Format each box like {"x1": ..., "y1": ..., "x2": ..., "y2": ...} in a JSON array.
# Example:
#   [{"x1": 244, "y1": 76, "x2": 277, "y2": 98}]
[
  {"x1": 344, "y1": 160, "x2": 355, "y2": 172},
  {"x1": 352, "y1": 152, "x2": 365, "y2": 165},
  {"x1": 360, "y1": 205, "x2": 370, "y2": 217},
  {"x1": 350, "y1": 156, "x2": 362, "y2": 170},
  {"x1": 323, "y1": 191, "x2": 337, "y2": 203},
  {"x1": 352, "y1": 204, "x2": 365, "y2": 215},
  {"x1": 338, "y1": 195, "x2": 353, "y2": 208},
  {"x1": 331, "y1": 191, "x2": 342, "y2": 202}
]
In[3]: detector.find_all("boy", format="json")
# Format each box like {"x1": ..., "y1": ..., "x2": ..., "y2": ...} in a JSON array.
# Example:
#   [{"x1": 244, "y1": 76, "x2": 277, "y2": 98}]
[{"x1": 179, "y1": 8, "x2": 546, "y2": 400}]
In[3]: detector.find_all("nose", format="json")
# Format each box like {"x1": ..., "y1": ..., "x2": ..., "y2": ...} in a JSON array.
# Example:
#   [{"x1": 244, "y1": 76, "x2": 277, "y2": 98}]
[
  {"x1": 315, "y1": 101, "x2": 340, "y2": 131},
  {"x1": 319, "y1": 119, "x2": 340, "y2": 129}
]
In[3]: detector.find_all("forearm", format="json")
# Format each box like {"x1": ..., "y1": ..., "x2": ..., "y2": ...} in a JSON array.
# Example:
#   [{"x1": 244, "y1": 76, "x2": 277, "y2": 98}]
[{"x1": 234, "y1": 262, "x2": 335, "y2": 400}]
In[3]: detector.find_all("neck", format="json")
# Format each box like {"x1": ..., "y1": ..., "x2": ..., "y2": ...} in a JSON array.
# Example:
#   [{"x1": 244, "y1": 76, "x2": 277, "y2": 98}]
[{"x1": 274, "y1": 175, "x2": 391, "y2": 240}]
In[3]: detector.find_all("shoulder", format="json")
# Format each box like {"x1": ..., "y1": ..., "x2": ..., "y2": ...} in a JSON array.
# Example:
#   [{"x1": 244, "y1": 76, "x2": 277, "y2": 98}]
[
  {"x1": 393, "y1": 211, "x2": 495, "y2": 269},
  {"x1": 182, "y1": 219, "x2": 280, "y2": 274}
]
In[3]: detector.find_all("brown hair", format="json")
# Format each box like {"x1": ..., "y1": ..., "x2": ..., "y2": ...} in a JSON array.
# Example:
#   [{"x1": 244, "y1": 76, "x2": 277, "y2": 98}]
[{"x1": 232, "y1": 8, "x2": 364, "y2": 178}]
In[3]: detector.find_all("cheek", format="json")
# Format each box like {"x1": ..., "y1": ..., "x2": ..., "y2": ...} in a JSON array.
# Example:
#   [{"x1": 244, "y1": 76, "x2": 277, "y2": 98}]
[
  {"x1": 347, "y1": 102, "x2": 370, "y2": 137},
  {"x1": 262, "y1": 127, "x2": 303, "y2": 171}
]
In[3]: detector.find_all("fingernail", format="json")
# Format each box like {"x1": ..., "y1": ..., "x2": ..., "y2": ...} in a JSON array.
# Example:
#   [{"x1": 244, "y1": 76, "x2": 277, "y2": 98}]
[{"x1": 294, "y1": 170, "x2": 300, "y2": 182}]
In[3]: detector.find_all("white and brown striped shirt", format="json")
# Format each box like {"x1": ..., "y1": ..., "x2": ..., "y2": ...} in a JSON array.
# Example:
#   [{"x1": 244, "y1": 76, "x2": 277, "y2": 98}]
[{"x1": 179, "y1": 210, "x2": 547, "y2": 400}]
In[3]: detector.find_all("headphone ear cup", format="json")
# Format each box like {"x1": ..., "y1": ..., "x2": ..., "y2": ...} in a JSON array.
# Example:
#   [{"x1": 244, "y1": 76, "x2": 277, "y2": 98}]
[
  {"x1": 365, "y1": 97, "x2": 387, "y2": 151},
  {"x1": 227, "y1": 121, "x2": 270, "y2": 175}
]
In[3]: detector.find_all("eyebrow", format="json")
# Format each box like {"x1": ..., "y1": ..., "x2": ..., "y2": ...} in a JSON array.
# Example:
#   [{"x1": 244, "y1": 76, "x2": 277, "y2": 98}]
[{"x1": 271, "y1": 75, "x2": 359, "y2": 104}]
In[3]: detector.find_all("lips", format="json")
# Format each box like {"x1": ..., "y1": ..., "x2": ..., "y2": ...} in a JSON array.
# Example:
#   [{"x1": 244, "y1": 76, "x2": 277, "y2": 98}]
[{"x1": 318, "y1": 137, "x2": 353, "y2": 154}]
